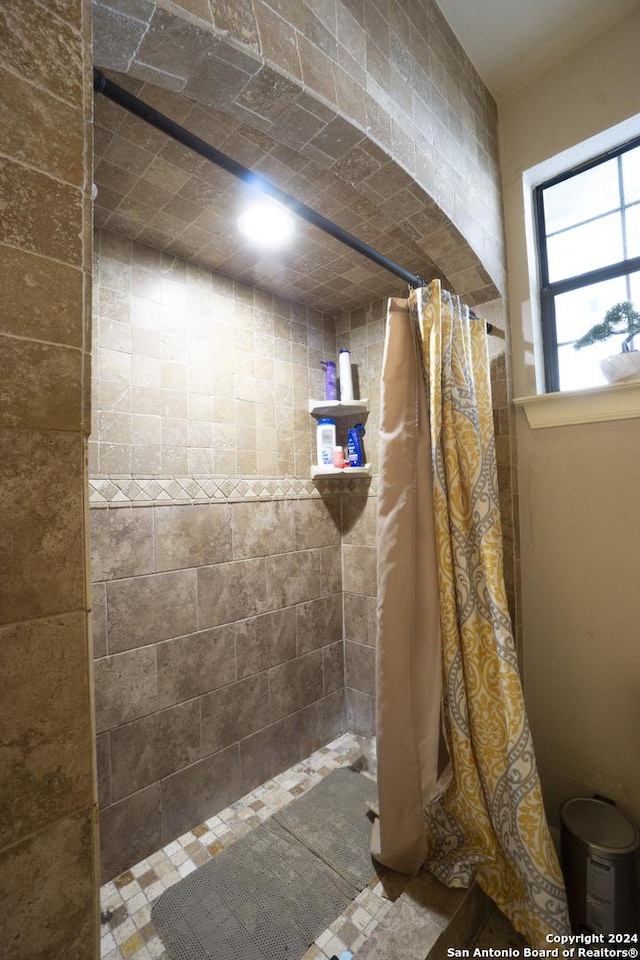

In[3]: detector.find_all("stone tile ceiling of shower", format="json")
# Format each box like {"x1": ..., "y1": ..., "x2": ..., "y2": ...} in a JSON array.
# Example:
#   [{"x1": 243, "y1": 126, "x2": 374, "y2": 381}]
[{"x1": 94, "y1": 73, "x2": 450, "y2": 314}]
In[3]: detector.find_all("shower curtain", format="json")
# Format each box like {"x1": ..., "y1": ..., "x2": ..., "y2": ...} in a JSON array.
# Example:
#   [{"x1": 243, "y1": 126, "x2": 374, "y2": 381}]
[{"x1": 375, "y1": 281, "x2": 570, "y2": 945}]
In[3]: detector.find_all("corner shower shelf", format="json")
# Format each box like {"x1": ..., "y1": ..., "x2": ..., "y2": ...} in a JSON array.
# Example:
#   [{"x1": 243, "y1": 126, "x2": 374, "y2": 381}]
[
  {"x1": 308, "y1": 399, "x2": 369, "y2": 418},
  {"x1": 309, "y1": 400, "x2": 371, "y2": 478},
  {"x1": 310, "y1": 464, "x2": 372, "y2": 478}
]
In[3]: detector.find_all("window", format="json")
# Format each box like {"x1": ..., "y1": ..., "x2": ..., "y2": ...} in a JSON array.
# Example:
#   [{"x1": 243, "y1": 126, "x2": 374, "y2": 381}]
[{"x1": 535, "y1": 136, "x2": 640, "y2": 392}]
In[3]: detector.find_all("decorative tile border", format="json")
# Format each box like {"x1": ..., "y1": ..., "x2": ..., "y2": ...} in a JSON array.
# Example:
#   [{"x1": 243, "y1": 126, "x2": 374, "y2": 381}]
[{"x1": 89, "y1": 475, "x2": 378, "y2": 507}]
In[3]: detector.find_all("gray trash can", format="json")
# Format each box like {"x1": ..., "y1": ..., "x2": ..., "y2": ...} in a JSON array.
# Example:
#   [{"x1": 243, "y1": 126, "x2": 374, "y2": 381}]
[{"x1": 561, "y1": 797, "x2": 640, "y2": 934}]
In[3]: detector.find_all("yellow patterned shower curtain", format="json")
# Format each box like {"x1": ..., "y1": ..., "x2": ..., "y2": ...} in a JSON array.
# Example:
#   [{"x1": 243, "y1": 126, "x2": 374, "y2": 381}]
[{"x1": 375, "y1": 281, "x2": 570, "y2": 945}]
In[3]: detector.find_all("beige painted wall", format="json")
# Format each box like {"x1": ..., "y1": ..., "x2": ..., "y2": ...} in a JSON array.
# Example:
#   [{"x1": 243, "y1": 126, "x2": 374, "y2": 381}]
[
  {"x1": 500, "y1": 5, "x2": 640, "y2": 399},
  {"x1": 499, "y1": 8, "x2": 640, "y2": 829}
]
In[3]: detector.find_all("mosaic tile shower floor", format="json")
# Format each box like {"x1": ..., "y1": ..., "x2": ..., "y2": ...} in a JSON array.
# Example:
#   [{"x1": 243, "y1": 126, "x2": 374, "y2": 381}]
[{"x1": 100, "y1": 733, "x2": 391, "y2": 960}]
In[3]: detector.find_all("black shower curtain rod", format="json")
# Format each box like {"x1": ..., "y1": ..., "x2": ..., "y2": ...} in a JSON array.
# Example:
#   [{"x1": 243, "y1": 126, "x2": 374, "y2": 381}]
[{"x1": 93, "y1": 69, "x2": 499, "y2": 334}]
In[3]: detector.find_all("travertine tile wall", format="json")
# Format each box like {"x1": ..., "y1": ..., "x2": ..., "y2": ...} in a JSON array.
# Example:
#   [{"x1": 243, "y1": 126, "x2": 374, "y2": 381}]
[
  {"x1": 335, "y1": 300, "x2": 386, "y2": 735},
  {"x1": 91, "y1": 231, "x2": 353, "y2": 879},
  {"x1": 91, "y1": 230, "x2": 335, "y2": 477},
  {"x1": 93, "y1": 0, "x2": 505, "y2": 301},
  {"x1": 0, "y1": 1, "x2": 99, "y2": 957},
  {"x1": 92, "y1": 497, "x2": 345, "y2": 880},
  {"x1": 91, "y1": 231, "x2": 519, "y2": 872},
  {"x1": 343, "y1": 496, "x2": 378, "y2": 736},
  {"x1": 92, "y1": 74, "x2": 443, "y2": 314}
]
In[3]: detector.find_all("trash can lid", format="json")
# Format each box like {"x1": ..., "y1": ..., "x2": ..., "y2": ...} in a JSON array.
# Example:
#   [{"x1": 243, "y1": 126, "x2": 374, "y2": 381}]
[{"x1": 561, "y1": 798, "x2": 640, "y2": 854}]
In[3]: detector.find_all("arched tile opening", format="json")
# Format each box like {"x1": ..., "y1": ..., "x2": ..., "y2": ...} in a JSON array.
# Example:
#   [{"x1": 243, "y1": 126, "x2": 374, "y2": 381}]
[{"x1": 92, "y1": 0, "x2": 504, "y2": 308}]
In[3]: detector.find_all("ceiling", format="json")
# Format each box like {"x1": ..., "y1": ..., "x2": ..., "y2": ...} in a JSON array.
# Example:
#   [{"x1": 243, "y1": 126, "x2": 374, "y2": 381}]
[
  {"x1": 92, "y1": 0, "x2": 640, "y2": 314},
  {"x1": 93, "y1": 73, "x2": 455, "y2": 315},
  {"x1": 436, "y1": 0, "x2": 640, "y2": 100}
]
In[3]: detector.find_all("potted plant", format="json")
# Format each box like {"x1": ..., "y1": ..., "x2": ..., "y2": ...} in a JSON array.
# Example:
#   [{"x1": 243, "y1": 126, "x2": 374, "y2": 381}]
[{"x1": 574, "y1": 300, "x2": 640, "y2": 383}]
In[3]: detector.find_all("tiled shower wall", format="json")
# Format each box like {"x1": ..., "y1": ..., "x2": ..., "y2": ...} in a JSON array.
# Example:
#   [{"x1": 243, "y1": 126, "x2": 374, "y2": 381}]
[
  {"x1": 91, "y1": 233, "x2": 517, "y2": 880},
  {"x1": 91, "y1": 231, "x2": 359, "y2": 880},
  {"x1": 94, "y1": 0, "x2": 505, "y2": 299},
  {"x1": 0, "y1": 0, "x2": 99, "y2": 956},
  {"x1": 90, "y1": 230, "x2": 335, "y2": 478},
  {"x1": 335, "y1": 301, "x2": 385, "y2": 737},
  {"x1": 92, "y1": 497, "x2": 345, "y2": 881}
]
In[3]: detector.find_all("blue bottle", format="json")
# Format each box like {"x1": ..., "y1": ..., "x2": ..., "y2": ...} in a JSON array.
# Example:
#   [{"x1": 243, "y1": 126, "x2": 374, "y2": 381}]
[{"x1": 347, "y1": 423, "x2": 365, "y2": 467}]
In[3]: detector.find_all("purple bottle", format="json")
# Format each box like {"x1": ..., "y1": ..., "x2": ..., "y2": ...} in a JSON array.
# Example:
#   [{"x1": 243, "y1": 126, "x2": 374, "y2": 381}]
[{"x1": 321, "y1": 361, "x2": 337, "y2": 400}]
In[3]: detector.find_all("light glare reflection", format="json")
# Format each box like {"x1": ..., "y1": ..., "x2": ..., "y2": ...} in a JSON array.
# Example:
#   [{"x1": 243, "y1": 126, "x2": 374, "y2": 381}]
[{"x1": 237, "y1": 200, "x2": 295, "y2": 249}]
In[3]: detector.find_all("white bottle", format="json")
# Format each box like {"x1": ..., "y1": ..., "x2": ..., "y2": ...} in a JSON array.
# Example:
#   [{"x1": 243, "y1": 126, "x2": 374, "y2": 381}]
[
  {"x1": 339, "y1": 348, "x2": 354, "y2": 401},
  {"x1": 316, "y1": 418, "x2": 337, "y2": 467}
]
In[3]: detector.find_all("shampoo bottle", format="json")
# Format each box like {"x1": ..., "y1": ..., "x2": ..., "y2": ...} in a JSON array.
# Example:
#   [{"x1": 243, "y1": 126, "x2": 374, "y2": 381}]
[
  {"x1": 316, "y1": 418, "x2": 337, "y2": 467},
  {"x1": 321, "y1": 361, "x2": 337, "y2": 400},
  {"x1": 346, "y1": 422, "x2": 365, "y2": 467}
]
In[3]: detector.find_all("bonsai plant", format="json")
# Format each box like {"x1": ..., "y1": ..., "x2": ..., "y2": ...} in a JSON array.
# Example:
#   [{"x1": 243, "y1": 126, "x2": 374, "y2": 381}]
[
  {"x1": 574, "y1": 300, "x2": 640, "y2": 352},
  {"x1": 574, "y1": 300, "x2": 640, "y2": 383}
]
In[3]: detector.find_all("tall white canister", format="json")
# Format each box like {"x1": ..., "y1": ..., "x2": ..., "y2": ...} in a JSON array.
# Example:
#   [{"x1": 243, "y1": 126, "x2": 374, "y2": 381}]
[{"x1": 339, "y1": 348, "x2": 354, "y2": 401}]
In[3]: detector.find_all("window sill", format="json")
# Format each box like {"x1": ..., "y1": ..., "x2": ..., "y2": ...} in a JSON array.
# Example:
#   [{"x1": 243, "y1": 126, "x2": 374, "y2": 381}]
[{"x1": 513, "y1": 379, "x2": 640, "y2": 428}]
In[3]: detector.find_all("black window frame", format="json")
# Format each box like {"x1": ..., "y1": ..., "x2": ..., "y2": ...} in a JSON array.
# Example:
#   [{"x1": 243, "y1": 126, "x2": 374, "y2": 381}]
[{"x1": 534, "y1": 134, "x2": 640, "y2": 393}]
